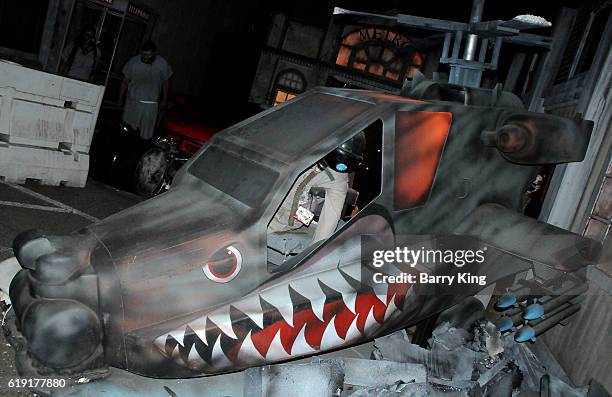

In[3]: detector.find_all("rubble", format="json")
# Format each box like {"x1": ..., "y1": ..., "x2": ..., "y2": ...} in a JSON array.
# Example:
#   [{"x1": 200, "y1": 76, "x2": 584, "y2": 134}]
[
  {"x1": 317, "y1": 358, "x2": 426, "y2": 388},
  {"x1": 373, "y1": 325, "x2": 478, "y2": 383},
  {"x1": 540, "y1": 374, "x2": 588, "y2": 397},
  {"x1": 0, "y1": 290, "x2": 10, "y2": 308},
  {"x1": 359, "y1": 318, "x2": 606, "y2": 397},
  {"x1": 344, "y1": 381, "x2": 482, "y2": 396},
  {"x1": 430, "y1": 322, "x2": 470, "y2": 351},
  {"x1": 0, "y1": 256, "x2": 20, "y2": 305},
  {"x1": 244, "y1": 361, "x2": 345, "y2": 397},
  {"x1": 478, "y1": 321, "x2": 504, "y2": 358},
  {"x1": 502, "y1": 332, "x2": 547, "y2": 393},
  {"x1": 479, "y1": 364, "x2": 520, "y2": 396}
]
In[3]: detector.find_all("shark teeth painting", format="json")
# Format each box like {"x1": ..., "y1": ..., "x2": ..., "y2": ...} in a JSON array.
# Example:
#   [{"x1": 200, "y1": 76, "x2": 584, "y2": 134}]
[{"x1": 156, "y1": 265, "x2": 413, "y2": 372}]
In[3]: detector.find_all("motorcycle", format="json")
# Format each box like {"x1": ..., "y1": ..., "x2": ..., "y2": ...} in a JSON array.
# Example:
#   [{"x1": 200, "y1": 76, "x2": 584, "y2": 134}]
[
  {"x1": 91, "y1": 104, "x2": 219, "y2": 197},
  {"x1": 133, "y1": 105, "x2": 219, "y2": 196}
]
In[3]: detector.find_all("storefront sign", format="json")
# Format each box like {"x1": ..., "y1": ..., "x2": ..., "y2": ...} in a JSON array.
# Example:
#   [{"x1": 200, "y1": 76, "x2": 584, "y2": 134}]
[
  {"x1": 357, "y1": 27, "x2": 411, "y2": 48},
  {"x1": 128, "y1": 3, "x2": 150, "y2": 20}
]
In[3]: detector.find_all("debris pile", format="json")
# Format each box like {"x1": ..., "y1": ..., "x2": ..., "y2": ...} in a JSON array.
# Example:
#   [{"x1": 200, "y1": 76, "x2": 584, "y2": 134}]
[
  {"x1": 346, "y1": 320, "x2": 606, "y2": 397},
  {"x1": 244, "y1": 320, "x2": 609, "y2": 397}
]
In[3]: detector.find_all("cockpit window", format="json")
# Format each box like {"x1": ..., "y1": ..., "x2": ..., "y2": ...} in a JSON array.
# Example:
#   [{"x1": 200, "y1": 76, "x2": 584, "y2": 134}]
[
  {"x1": 227, "y1": 93, "x2": 373, "y2": 159},
  {"x1": 189, "y1": 145, "x2": 279, "y2": 208},
  {"x1": 266, "y1": 120, "x2": 383, "y2": 272}
]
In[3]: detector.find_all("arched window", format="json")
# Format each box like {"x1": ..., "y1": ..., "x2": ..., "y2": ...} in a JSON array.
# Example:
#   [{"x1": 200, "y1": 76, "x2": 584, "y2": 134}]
[
  {"x1": 272, "y1": 69, "x2": 305, "y2": 106},
  {"x1": 335, "y1": 28, "x2": 423, "y2": 82}
]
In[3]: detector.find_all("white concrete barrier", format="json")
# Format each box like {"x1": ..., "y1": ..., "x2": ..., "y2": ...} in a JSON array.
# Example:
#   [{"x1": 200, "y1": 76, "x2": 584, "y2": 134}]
[
  {"x1": 0, "y1": 144, "x2": 89, "y2": 186},
  {"x1": 0, "y1": 60, "x2": 104, "y2": 187},
  {"x1": 0, "y1": 256, "x2": 20, "y2": 306}
]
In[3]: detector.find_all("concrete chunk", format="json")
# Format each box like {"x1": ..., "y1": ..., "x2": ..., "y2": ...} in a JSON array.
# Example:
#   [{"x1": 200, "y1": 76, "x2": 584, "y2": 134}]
[
  {"x1": 430, "y1": 322, "x2": 470, "y2": 351},
  {"x1": 244, "y1": 362, "x2": 344, "y2": 397},
  {"x1": 374, "y1": 333, "x2": 476, "y2": 382},
  {"x1": 341, "y1": 358, "x2": 426, "y2": 388},
  {"x1": 346, "y1": 382, "x2": 476, "y2": 397}
]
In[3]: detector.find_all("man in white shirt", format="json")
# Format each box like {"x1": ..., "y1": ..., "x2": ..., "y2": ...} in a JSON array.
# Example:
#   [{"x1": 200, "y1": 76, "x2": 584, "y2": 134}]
[{"x1": 119, "y1": 41, "x2": 173, "y2": 140}]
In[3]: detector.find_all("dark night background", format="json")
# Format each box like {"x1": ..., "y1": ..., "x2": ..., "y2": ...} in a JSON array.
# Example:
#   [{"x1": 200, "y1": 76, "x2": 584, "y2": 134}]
[
  {"x1": 197, "y1": 0, "x2": 589, "y2": 124},
  {"x1": 0, "y1": 1, "x2": 610, "y2": 394},
  {"x1": 0, "y1": 0, "x2": 593, "y2": 124}
]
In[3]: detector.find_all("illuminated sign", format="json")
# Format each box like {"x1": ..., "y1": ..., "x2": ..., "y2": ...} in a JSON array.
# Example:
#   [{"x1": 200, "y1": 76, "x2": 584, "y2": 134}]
[
  {"x1": 336, "y1": 27, "x2": 422, "y2": 81},
  {"x1": 357, "y1": 28, "x2": 411, "y2": 48},
  {"x1": 128, "y1": 4, "x2": 150, "y2": 20}
]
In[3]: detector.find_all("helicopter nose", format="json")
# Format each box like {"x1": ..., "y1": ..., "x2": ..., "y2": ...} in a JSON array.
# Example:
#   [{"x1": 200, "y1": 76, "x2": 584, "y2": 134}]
[
  {"x1": 12, "y1": 229, "x2": 53, "y2": 270},
  {"x1": 23, "y1": 299, "x2": 102, "y2": 369},
  {"x1": 9, "y1": 229, "x2": 107, "y2": 374}
]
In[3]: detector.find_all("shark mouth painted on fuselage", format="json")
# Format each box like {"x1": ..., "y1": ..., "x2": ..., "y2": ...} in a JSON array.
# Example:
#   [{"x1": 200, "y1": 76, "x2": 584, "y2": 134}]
[{"x1": 154, "y1": 262, "x2": 415, "y2": 373}]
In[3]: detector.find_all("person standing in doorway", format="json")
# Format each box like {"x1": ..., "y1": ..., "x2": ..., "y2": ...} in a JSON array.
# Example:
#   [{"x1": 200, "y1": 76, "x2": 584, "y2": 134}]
[
  {"x1": 59, "y1": 25, "x2": 101, "y2": 81},
  {"x1": 119, "y1": 41, "x2": 172, "y2": 140}
]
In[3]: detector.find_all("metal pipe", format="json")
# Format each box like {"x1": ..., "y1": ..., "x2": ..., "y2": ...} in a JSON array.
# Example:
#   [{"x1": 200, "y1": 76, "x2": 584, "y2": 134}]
[
  {"x1": 491, "y1": 37, "x2": 503, "y2": 68},
  {"x1": 527, "y1": 303, "x2": 572, "y2": 326},
  {"x1": 55, "y1": 0, "x2": 77, "y2": 74},
  {"x1": 506, "y1": 282, "x2": 587, "y2": 325},
  {"x1": 104, "y1": 13, "x2": 126, "y2": 87},
  {"x1": 503, "y1": 282, "x2": 587, "y2": 318},
  {"x1": 501, "y1": 292, "x2": 534, "y2": 317},
  {"x1": 478, "y1": 38, "x2": 488, "y2": 63},
  {"x1": 465, "y1": 0, "x2": 485, "y2": 61},
  {"x1": 533, "y1": 304, "x2": 580, "y2": 335},
  {"x1": 469, "y1": 0, "x2": 485, "y2": 23},
  {"x1": 452, "y1": 31, "x2": 463, "y2": 60},
  {"x1": 465, "y1": 36, "x2": 479, "y2": 61},
  {"x1": 541, "y1": 288, "x2": 586, "y2": 312},
  {"x1": 442, "y1": 32, "x2": 452, "y2": 59}
]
